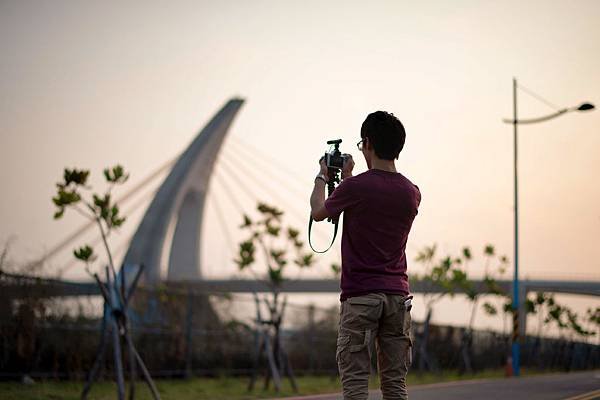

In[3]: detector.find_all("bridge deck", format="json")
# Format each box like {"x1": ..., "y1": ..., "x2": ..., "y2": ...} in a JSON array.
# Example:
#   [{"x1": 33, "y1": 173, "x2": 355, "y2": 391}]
[{"x1": 2, "y1": 272, "x2": 599, "y2": 299}]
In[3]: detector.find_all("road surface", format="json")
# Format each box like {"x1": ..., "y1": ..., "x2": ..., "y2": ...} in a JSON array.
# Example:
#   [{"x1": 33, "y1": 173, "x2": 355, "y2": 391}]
[{"x1": 275, "y1": 370, "x2": 600, "y2": 400}]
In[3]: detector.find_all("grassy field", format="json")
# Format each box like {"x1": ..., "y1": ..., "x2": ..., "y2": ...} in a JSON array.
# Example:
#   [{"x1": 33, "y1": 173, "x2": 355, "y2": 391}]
[{"x1": 0, "y1": 369, "x2": 538, "y2": 400}]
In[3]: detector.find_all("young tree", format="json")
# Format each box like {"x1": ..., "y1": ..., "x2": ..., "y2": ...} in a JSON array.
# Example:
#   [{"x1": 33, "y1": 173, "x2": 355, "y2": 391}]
[
  {"x1": 450, "y1": 244, "x2": 508, "y2": 373},
  {"x1": 52, "y1": 165, "x2": 160, "y2": 400},
  {"x1": 413, "y1": 244, "x2": 467, "y2": 373},
  {"x1": 541, "y1": 295, "x2": 594, "y2": 340},
  {"x1": 0, "y1": 236, "x2": 16, "y2": 273},
  {"x1": 584, "y1": 307, "x2": 600, "y2": 345},
  {"x1": 236, "y1": 202, "x2": 315, "y2": 392},
  {"x1": 52, "y1": 166, "x2": 127, "y2": 281}
]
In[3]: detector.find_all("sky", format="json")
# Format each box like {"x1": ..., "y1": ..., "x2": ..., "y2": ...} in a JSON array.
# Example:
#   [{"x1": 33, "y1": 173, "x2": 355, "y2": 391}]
[{"x1": 1, "y1": 0, "x2": 599, "y2": 310}]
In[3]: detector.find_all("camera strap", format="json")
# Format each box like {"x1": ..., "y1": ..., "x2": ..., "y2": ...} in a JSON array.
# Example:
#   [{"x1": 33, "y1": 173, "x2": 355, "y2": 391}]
[{"x1": 308, "y1": 216, "x2": 339, "y2": 253}]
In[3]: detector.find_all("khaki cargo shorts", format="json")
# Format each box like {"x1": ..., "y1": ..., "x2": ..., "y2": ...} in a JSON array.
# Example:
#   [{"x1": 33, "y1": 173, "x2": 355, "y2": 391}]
[{"x1": 337, "y1": 292, "x2": 412, "y2": 400}]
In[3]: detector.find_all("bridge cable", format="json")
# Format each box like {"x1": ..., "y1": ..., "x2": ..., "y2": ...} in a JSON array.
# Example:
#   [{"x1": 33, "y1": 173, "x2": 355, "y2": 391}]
[
  {"x1": 225, "y1": 137, "x2": 343, "y2": 259},
  {"x1": 206, "y1": 186, "x2": 237, "y2": 256},
  {"x1": 217, "y1": 152, "x2": 320, "y2": 233},
  {"x1": 207, "y1": 186, "x2": 267, "y2": 280},
  {"x1": 229, "y1": 136, "x2": 308, "y2": 182},
  {"x1": 210, "y1": 167, "x2": 276, "y2": 278},
  {"x1": 217, "y1": 148, "x2": 314, "y2": 225},
  {"x1": 223, "y1": 141, "x2": 309, "y2": 199},
  {"x1": 218, "y1": 146, "x2": 342, "y2": 257},
  {"x1": 216, "y1": 152, "x2": 341, "y2": 277}
]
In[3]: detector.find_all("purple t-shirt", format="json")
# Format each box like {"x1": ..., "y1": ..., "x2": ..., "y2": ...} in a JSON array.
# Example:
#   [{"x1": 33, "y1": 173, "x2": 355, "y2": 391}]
[{"x1": 324, "y1": 168, "x2": 421, "y2": 301}]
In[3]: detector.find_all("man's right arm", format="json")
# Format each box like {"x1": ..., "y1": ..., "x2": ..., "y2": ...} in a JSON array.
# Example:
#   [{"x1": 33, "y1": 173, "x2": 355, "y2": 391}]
[{"x1": 311, "y1": 158, "x2": 331, "y2": 222}]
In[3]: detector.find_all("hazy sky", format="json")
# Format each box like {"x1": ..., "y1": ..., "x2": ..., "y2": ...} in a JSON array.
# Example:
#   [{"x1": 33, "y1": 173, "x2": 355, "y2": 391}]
[{"x1": 1, "y1": 0, "x2": 599, "y2": 289}]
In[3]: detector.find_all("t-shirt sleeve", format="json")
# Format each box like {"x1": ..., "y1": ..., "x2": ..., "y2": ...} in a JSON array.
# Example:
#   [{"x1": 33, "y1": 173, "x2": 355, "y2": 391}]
[
  {"x1": 324, "y1": 178, "x2": 359, "y2": 219},
  {"x1": 414, "y1": 185, "x2": 422, "y2": 215}
]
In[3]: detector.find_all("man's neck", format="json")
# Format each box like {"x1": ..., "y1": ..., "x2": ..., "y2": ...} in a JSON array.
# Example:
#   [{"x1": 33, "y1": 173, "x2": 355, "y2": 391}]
[{"x1": 370, "y1": 158, "x2": 397, "y2": 173}]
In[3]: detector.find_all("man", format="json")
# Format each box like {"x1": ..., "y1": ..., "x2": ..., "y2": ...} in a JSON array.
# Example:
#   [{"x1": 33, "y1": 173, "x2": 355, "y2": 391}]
[{"x1": 310, "y1": 111, "x2": 421, "y2": 400}]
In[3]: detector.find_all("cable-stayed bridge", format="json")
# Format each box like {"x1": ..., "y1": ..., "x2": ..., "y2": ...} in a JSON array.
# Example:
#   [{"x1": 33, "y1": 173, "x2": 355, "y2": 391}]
[{"x1": 37, "y1": 97, "x2": 342, "y2": 281}]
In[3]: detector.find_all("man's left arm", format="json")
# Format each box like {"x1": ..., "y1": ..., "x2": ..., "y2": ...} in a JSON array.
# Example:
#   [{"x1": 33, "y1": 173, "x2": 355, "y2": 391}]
[{"x1": 310, "y1": 155, "x2": 355, "y2": 221}]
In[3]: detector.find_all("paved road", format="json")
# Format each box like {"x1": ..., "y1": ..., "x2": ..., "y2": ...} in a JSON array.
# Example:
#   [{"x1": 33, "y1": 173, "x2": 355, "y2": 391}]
[{"x1": 276, "y1": 370, "x2": 600, "y2": 400}]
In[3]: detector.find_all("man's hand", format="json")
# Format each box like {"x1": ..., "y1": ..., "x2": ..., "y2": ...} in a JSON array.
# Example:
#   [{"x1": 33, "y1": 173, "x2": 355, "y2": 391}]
[
  {"x1": 318, "y1": 157, "x2": 329, "y2": 181},
  {"x1": 342, "y1": 154, "x2": 354, "y2": 179}
]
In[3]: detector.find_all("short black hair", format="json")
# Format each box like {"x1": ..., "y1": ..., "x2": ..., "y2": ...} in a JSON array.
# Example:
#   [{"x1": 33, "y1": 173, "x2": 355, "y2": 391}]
[{"x1": 360, "y1": 111, "x2": 406, "y2": 160}]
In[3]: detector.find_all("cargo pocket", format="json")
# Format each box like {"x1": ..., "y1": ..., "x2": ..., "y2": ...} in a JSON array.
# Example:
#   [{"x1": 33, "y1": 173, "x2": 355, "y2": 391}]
[
  {"x1": 336, "y1": 334, "x2": 350, "y2": 364},
  {"x1": 347, "y1": 295, "x2": 382, "y2": 324},
  {"x1": 348, "y1": 329, "x2": 374, "y2": 362}
]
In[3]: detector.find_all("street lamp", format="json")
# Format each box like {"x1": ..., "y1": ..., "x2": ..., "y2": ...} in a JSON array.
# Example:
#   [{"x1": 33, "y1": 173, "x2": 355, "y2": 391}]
[{"x1": 503, "y1": 78, "x2": 594, "y2": 377}]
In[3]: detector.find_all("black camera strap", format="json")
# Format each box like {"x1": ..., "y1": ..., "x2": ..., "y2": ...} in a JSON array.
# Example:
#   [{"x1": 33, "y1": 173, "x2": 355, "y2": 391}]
[
  {"x1": 309, "y1": 146, "x2": 343, "y2": 253},
  {"x1": 308, "y1": 216, "x2": 339, "y2": 254}
]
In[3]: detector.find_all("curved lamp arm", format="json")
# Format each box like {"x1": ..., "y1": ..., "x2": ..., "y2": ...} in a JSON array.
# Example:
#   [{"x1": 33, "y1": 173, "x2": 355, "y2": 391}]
[
  {"x1": 502, "y1": 103, "x2": 594, "y2": 125},
  {"x1": 502, "y1": 109, "x2": 569, "y2": 124}
]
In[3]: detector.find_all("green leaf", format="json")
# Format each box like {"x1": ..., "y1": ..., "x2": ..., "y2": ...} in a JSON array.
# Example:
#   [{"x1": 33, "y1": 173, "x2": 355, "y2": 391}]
[
  {"x1": 462, "y1": 247, "x2": 472, "y2": 260},
  {"x1": 483, "y1": 302, "x2": 497, "y2": 316},
  {"x1": 240, "y1": 214, "x2": 253, "y2": 228},
  {"x1": 415, "y1": 244, "x2": 436, "y2": 263},
  {"x1": 93, "y1": 193, "x2": 110, "y2": 209},
  {"x1": 53, "y1": 208, "x2": 65, "y2": 219},
  {"x1": 268, "y1": 267, "x2": 284, "y2": 285},
  {"x1": 257, "y1": 203, "x2": 284, "y2": 220},
  {"x1": 586, "y1": 307, "x2": 600, "y2": 325},
  {"x1": 270, "y1": 249, "x2": 284, "y2": 259},
  {"x1": 235, "y1": 240, "x2": 256, "y2": 269},
  {"x1": 270, "y1": 249, "x2": 287, "y2": 268},
  {"x1": 73, "y1": 245, "x2": 96, "y2": 262},
  {"x1": 63, "y1": 168, "x2": 90, "y2": 186},
  {"x1": 441, "y1": 256, "x2": 452, "y2": 271},
  {"x1": 483, "y1": 276, "x2": 503, "y2": 295},
  {"x1": 567, "y1": 309, "x2": 592, "y2": 336},
  {"x1": 525, "y1": 299, "x2": 535, "y2": 314},
  {"x1": 466, "y1": 288, "x2": 478, "y2": 300},
  {"x1": 266, "y1": 223, "x2": 281, "y2": 236},
  {"x1": 53, "y1": 188, "x2": 81, "y2": 207},
  {"x1": 295, "y1": 253, "x2": 314, "y2": 268},
  {"x1": 287, "y1": 227, "x2": 299, "y2": 240},
  {"x1": 535, "y1": 292, "x2": 546, "y2": 305},
  {"x1": 104, "y1": 165, "x2": 129, "y2": 184},
  {"x1": 331, "y1": 263, "x2": 341, "y2": 275},
  {"x1": 484, "y1": 244, "x2": 495, "y2": 256},
  {"x1": 106, "y1": 204, "x2": 126, "y2": 228}
]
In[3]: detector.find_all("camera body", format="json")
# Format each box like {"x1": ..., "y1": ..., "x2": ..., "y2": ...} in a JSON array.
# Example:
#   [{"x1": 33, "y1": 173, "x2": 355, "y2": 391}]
[{"x1": 324, "y1": 139, "x2": 349, "y2": 170}]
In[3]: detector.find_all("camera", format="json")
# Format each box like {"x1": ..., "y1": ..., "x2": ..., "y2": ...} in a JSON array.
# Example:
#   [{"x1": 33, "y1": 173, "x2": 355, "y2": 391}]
[
  {"x1": 324, "y1": 139, "x2": 349, "y2": 170},
  {"x1": 308, "y1": 138, "x2": 352, "y2": 253}
]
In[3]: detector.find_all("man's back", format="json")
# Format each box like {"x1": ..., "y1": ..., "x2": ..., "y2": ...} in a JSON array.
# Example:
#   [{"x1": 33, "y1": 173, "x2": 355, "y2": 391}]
[
  {"x1": 325, "y1": 168, "x2": 421, "y2": 301},
  {"x1": 309, "y1": 110, "x2": 420, "y2": 400}
]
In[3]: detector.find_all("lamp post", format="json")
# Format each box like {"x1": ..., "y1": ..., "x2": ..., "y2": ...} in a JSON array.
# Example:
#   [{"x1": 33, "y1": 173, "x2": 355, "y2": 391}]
[{"x1": 503, "y1": 78, "x2": 594, "y2": 377}]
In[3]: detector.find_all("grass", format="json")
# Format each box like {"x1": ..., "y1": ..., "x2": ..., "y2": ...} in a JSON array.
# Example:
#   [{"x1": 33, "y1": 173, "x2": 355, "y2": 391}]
[{"x1": 0, "y1": 369, "x2": 543, "y2": 400}]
